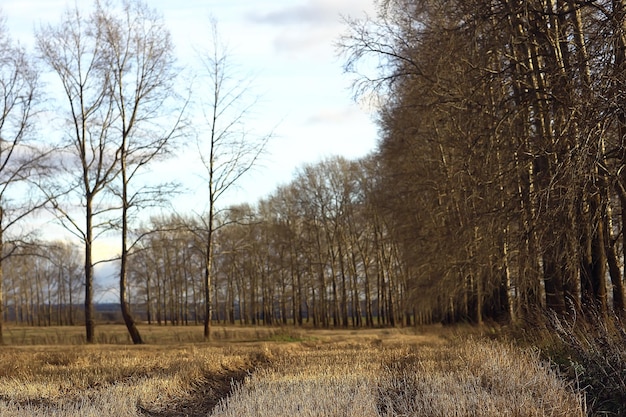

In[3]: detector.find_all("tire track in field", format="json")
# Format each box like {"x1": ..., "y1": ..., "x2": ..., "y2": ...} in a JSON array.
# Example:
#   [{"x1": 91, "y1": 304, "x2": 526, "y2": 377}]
[{"x1": 138, "y1": 354, "x2": 269, "y2": 417}]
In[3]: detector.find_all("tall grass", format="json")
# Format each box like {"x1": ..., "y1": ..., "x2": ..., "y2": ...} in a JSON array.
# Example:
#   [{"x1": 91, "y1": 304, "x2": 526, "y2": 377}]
[
  {"x1": 539, "y1": 311, "x2": 626, "y2": 416},
  {"x1": 376, "y1": 340, "x2": 584, "y2": 417}
]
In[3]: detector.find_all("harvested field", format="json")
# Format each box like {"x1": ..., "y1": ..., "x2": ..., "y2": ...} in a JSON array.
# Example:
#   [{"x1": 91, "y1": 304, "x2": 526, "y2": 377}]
[
  {"x1": 211, "y1": 339, "x2": 585, "y2": 417},
  {"x1": 0, "y1": 326, "x2": 585, "y2": 416}
]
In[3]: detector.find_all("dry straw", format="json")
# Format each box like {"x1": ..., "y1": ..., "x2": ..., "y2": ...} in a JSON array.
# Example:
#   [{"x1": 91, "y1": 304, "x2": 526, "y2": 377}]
[{"x1": 0, "y1": 330, "x2": 585, "y2": 416}]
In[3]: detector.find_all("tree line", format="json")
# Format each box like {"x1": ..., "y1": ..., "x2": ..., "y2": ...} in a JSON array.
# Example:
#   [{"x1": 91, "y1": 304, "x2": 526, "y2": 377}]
[
  {"x1": 341, "y1": 0, "x2": 626, "y2": 324},
  {"x1": 4, "y1": 156, "x2": 418, "y2": 330},
  {"x1": 127, "y1": 156, "x2": 415, "y2": 328}
]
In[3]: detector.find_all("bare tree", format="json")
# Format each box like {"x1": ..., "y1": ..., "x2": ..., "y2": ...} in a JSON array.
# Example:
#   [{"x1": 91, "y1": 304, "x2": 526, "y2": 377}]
[
  {"x1": 46, "y1": 240, "x2": 83, "y2": 325},
  {"x1": 0, "y1": 14, "x2": 44, "y2": 343},
  {"x1": 37, "y1": 3, "x2": 120, "y2": 343},
  {"x1": 38, "y1": 0, "x2": 185, "y2": 343},
  {"x1": 98, "y1": 0, "x2": 183, "y2": 344},
  {"x1": 194, "y1": 20, "x2": 271, "y2": 340}
]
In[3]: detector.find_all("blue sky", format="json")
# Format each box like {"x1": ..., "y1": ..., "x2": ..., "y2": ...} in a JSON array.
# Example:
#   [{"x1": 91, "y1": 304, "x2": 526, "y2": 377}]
[{"x1": 3, "y1": 0, "x2": 379, "y2": 208}]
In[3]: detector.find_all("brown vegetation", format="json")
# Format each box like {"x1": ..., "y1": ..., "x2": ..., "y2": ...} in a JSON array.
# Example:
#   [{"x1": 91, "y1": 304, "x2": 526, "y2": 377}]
[
  {"x1": 0, "y1": 326, "x2": 584, "y2": 416},
  {"x1": 0, "y1": 340, "x2": 263, "y2": 416},
  {"x1": 521, "y1": 312, "x2": 626, "y2": 416},
  {"x1": 339, "y1": 0, "x2": 626, "y2": 326},
  {"x1": 0, "y1": 0, "x2": 623, "y2": 413},
  {"x1": 5, "y1": 0, "x2": 626, "y2": 351}
]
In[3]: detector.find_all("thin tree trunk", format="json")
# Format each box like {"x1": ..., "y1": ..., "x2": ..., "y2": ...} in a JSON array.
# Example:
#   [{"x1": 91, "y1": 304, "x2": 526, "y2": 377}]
[
  {"x1": 85, "y1": 197, "x2": 95, "y2": 343},
  {"x1": 120, "y1": 184, "x2": 143, "y2": 343}
]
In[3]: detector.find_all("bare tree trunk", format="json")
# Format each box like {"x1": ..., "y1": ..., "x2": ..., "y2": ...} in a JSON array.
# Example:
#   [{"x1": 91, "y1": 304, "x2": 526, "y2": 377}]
[
  {"x1": 85, "y1": 199, "x2": 95, "y2": 343},
  {"x1": 204, "y1": 222, "x2": 213, "y2": 340},
  {"x1": 120, "y1": 157, "x2": 143, "y2": 344},
  {"x1": 0, "y1": 239, "x2": 4, "y2": 345}
]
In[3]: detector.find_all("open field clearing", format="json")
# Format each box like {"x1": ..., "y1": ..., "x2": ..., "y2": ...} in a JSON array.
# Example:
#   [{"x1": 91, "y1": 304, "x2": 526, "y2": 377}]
[
  {"x1": 0, "y1": 326, "x2": 585, "y2": 416},
  {"x1": 0, "y1": 324, "x2": 463, "y2": 345},
  {"x1": 1, "y1": 324, "x2": 302, "y2": 345}
]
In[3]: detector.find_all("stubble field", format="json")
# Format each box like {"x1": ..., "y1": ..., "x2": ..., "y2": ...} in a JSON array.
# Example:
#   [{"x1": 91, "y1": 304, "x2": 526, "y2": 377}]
[{"x1": 0, "y1": 325, "x2": 585, "y2": 416}]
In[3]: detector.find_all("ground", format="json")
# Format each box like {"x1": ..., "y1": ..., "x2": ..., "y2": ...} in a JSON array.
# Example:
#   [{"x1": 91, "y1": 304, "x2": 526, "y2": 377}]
[{"x1": 0, "y1": 325, "x2": 585, "y2": 416}]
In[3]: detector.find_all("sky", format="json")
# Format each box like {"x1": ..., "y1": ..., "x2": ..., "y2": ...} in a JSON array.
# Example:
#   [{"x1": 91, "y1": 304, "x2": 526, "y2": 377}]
[
  {"x1": 2, "y1": 0, "x2": 381, "y2": 300},
  {"x1": 2, "y1": 0, "x2": 380, "y2": 210}
]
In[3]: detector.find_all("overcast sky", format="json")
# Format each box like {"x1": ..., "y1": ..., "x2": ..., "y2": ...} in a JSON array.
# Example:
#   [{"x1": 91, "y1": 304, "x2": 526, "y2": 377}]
[{"x1": 2, "y1": 0, "x2": 380, "y2": 209}]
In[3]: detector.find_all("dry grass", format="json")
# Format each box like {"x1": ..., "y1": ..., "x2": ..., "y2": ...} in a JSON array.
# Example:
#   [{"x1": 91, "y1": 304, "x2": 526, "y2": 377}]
[
  {"x1": 0, "y1": 343, "x2": 266, "y2": 417},
  {"x1": 376, "y1": 340, "x2": 585, "y2": 417},
  {"x1": 0, "y1": 326, "x2": 585, "y2": 417},
  {"x1": 1, "y1": 324, "x2": 303, "y2": 345},
  {"x1": 211, "y1": 338, "x2": 585, "y2": 417},
  {"x1": 530, "y1": 312, "x2": 626, "y2": 415}
]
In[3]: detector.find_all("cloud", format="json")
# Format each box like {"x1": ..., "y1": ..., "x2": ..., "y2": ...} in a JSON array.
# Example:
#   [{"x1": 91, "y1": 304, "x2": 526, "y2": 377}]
[
  {"x1": 305, "y1": 106, "x2": 361, "y2": 126},
  {"x1": 245, "y1": 0, "x2": 373, "y2": 58},
  {"x1": 246, "y1": 0, "x2": 372, "y2": 27},
  {"x1": 248, "y1": 0, "x2": 345, "y2": 26},
  {"x1": 247, "y1": 4, "x2": 332, "y2": 26}
]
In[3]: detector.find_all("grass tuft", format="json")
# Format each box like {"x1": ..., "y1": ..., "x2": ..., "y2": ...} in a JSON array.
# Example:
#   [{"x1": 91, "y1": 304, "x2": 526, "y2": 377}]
[{"x1": 539, "y1": 310, "x2": 626, "y2": 415}]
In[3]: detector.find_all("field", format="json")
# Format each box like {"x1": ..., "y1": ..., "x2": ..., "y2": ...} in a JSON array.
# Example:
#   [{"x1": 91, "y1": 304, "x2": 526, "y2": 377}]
[{"x1": 0, "y1": 324, "x2": 585, "y2": 416}]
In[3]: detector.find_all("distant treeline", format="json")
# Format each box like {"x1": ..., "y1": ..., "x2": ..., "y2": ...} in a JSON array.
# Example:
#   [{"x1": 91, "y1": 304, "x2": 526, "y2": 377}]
[{"x1": 2, "y1": 300, "x2": 422, "y2": 328}]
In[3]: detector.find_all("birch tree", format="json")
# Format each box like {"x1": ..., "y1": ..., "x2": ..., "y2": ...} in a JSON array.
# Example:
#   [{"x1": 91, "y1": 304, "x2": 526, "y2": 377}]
[{"x1": 194, "y1": 21, "x2": 271, "y2": 340}]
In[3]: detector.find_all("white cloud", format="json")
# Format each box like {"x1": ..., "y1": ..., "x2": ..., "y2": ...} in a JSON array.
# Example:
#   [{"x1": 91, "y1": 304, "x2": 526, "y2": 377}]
[
  {"x1": 246, "y1": 0, "x2": 373, "y2": 26},
  {"x1": 305, "y1": 106, "x2": 361, "y2": 126},
  {"x1": 246, "y1": 0, "x2": 374, "y2": 57}
]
